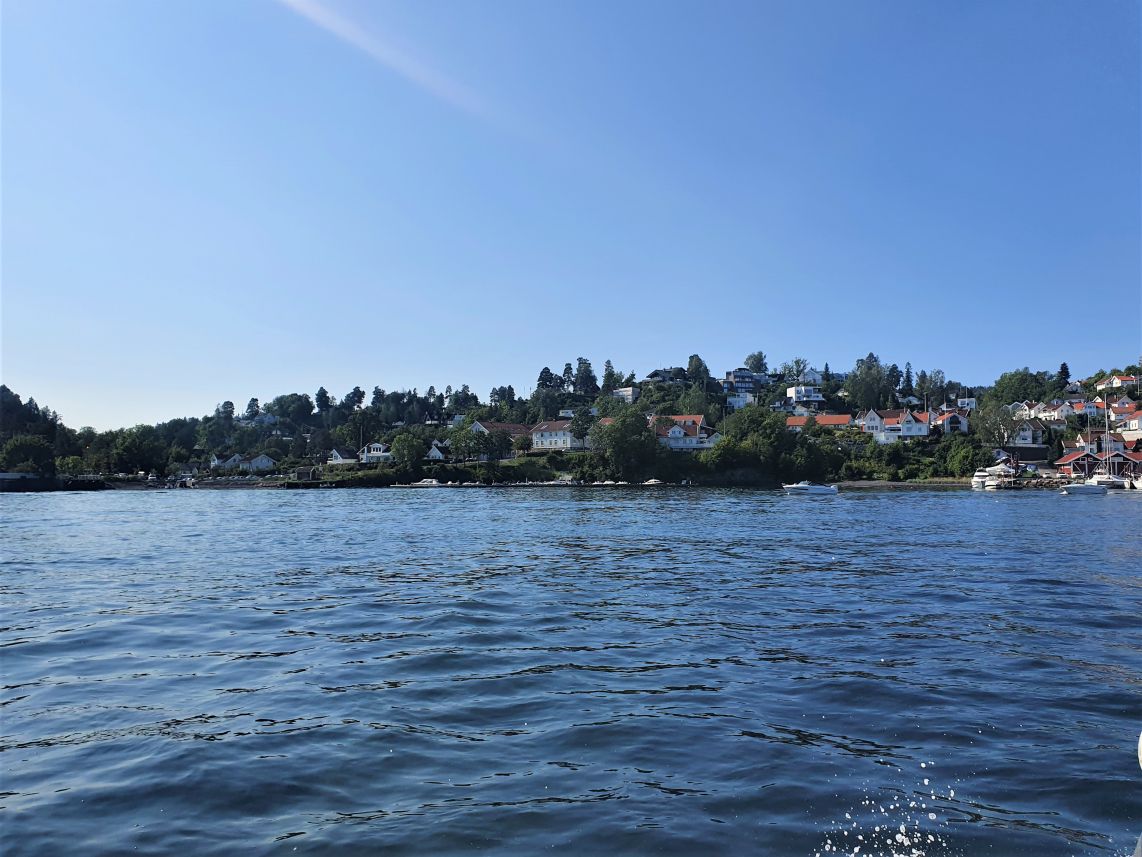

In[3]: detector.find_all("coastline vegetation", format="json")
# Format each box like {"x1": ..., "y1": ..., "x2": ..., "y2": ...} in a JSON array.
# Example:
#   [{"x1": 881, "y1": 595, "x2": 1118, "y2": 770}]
[{"x1": 1, "y1": 356, "x2": 1136, "y2": 487}]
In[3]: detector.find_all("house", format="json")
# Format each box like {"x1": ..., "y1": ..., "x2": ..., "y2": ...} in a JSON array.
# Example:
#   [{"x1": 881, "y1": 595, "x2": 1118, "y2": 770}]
[
  {"x1": 358, "y1": 442, "x2": 392, "y2": 464},
  {"x1": 725, "y1": 392, "x2": 756, "y2": 412},
  {"x1": 1072, "y1": 431, "x2": 1126, "y2": 455},
  {"x1": 722, "y1": 368, "x2": 769, "y2": 394},
  {"x1": 1094, "y1": 374, "x2": 1139, "y2": 391},
  {"x1": 610, "y1": 386, "x2": 640, "y2": 404},
  {"x1": 1056, "y1": 449, "x2": 1142, "y2": 479},
  {"x1": 957, "y1": 397, "x2": 978, "y2": 411},
  {"x1": 900, "y1": 395, "x2": 923, "y2": 407},
  {"x1": 786, "y1": 385, "x2": 826, "y2": 407},
  {"x1": 1119, "y1": 411, "x2": 1142, "y2": 440},
  {"x1": 1039, "y1": 401, "x2": 1075, "y2": 421},
  {"x1": 558, "y1": 407, "x2": 598, "y2": 418},
  {"x1": 858, "y1": 409, "x2": 930, "y2": 444},
  {"x1": 327, "y1": 448, "x2": 358, "y2": 466},
  {"x1": 785, "y1": 414, "x2": 853, "y2": 432},
  {"x1": 651, "y1": 414, "x2": 721, "y2": 451},
  {"x1": 294, "y1": 466, "x2": 320, "y2": 481},
  {"x1": 643, "y1": 368, "x2": 687, "y2": 385},
  {"x1": 531, "y1": 420, "x2": 590, "y2": 450},
  {"x1": 1010, "y1": 419, "x2": 1048, "y2": 447},
  {"x1": 470, "y1": 420, "x2": 531, "y2": 439},
  {"x1": 210, "y1": 453, "x2": 243, "y2": 469},
  {"x1": 798, "y1": 368, "x2": 823, "y2": 385},
  {"x1": 934, "y1": 411, "x2": 970, "y2": 434},
  {"x1": 425, "y1": 444, "x2": 448, "y2": 461},
  {"x1": 239, "y1": 454, "x2": 277, "y2": 473}
]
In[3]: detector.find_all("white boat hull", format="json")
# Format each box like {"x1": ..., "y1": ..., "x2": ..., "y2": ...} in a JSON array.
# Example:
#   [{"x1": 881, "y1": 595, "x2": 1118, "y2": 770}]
[
  {"x1": 782, "y1": 482, "x2": 838, "y2": 495},
  {"x1": 1060, "y1": 483, "x2": 1107, "y2": 495}
]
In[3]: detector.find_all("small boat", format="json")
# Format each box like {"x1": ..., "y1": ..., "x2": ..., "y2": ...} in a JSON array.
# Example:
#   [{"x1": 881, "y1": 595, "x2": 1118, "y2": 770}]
[
  {"x1": 782, "y1": 481, "x2": 838, "y2": 495},
  {"x1": 642, "y1": 479, "x2": 664, "y2": 485},
  {"x1": 399, "y1": 478, "x2": 443, "y2": 488},
  {"x1": 970, "y1": 469, "x2": 989, "y2": 489},
  {"x1": 1060, "y1": 482, "x2": 1107, "y2": 495}
]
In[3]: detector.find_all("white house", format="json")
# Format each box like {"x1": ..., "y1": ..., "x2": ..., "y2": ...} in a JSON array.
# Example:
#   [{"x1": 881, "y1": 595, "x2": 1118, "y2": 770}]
[
  {"x1": 470, "y1": 420, "x2": 531, "y2": 439},
  {"x1": 725, "y1": 392, "x2": 756, "y2": 412},
  {"x1": 531, "y1": 420, "x2": 590, "y2": 450},
  {"x1": 425, "y1": 444, "x2": 447, "y2": 461},
  {"x1": 210, "y1": 453, "x2": 243, "y2": 469},
  {"x1": 1094, "y1": 374, "x2": 1138, "y2": 391},
  {"x1": 358, "y1": 442, "x2": 392, "y2": 464},
  {"x1": 327, "y1": 448, "x2": 358, "y2": 466},
  {"x1": 859, "y1": 409, "x2": 930, "y2": 444},
  {"x1": 957, "y1": 397, "x2": 978, "y2": 411},
  {"x1": 1010, "y1": 419, "x2": 1048, "y2": 447},
  {"x1": 798, "y1": 368, "x2": 823, "y2": 385},
  {"x1": 651, "y1": 415, "x2": 721, "y2": 451},
  {"x1": 934, "y1": 411, "x2": 970, "y2": 434},
  {"x1": 786, "y1": 385, "x2": 826, "y2": 407},
  {"x1": 239, "y1": 454, "x2": 277, "y2": 473},
  {"x1": 557, "y1": 407, "x2": 598, "y2": 418},
  {"x1": 610, "y1": 387, "x2": 640, "y2": 404}
]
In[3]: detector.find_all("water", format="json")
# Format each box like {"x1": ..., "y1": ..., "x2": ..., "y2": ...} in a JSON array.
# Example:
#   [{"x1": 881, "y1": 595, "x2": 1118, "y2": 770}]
[{"x1": 2, "y1": 488, "x2": 1140, "y2": 855}]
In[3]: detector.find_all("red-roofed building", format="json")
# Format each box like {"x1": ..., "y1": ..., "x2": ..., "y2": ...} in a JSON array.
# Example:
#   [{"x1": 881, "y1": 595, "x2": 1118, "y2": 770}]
[
  {"x1": 651, "y1": 415, "x2": 721, "y2": 451},
  {"x1": 786, "y1": 414, "x2": 854, "y2": 432},
  {"x1": 1094, "y1": 374, "x2": 1139, "y2": 391}
]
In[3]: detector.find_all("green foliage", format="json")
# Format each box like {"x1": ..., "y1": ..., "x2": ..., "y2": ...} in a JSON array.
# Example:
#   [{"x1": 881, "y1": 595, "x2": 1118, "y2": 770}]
[
  {"x1": 744, "y1": 351, "x2": 767, "y2": 374},
  {"x1": 390, "y1": 433, "x2": 428, "y2": 466},
  {"x1": 1, "y1": 435, "x2": 56, "y2": 476},
  {"x1": 588, "y1": 408, "x2": 659, "y2": 479}
]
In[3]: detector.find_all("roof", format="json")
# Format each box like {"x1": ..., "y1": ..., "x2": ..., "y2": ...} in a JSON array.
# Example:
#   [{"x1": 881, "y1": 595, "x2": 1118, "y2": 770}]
[
  {"x1": 473, "y1": 421, "x2": 531, "y2": 436},
  {"x1": 531, "y1": 420, "x2": 572, "y2": 432},
  {"x1": 331, "y1": 448, "x2": 357, "y2": 458},
  {"x1": 786, "y1": 414, "x2": 852, "y2": 428}
]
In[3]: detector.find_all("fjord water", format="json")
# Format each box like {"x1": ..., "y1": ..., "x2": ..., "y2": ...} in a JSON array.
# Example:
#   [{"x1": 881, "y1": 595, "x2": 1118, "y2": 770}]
[{"x1": 2, "y1": 489, "x2": 1140, "y2": 856}]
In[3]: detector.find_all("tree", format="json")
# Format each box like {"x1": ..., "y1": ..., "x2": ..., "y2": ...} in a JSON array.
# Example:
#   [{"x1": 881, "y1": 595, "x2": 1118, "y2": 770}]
[
  {"x1": 744, "y1": 351, "x2": 767, "y2": 374},
  {"x1": 601, "y1": 360, "x2": 620, "y2": 395},
  {"x1": 537, "y1": 367, "x2": 556, "y2": 390},
  {"x1": 1, "y1": 434, "x2": 56, "y2": 476},
  {"x1": 1058, "y1": 362, "x2": 1071, "y2": 386},
  {"x1": 244, "y1": 398, "x2": 260, "y2": 420},
  {"x1": 901, "y1": 363, "x2": 915, "y2": 398},
  {"x1": 574, "y1": 358, "x2": 598, "y2": 397},
  {"x1": 973, "y1": 402, "x2": 1019, "y2": 448},
  {"x1": 588, "y1": 409, "x2": 658, "y2": 479},
  {"x1": 485, "y1": 429, "x2": 512, "y2": 462},
  {"x1": 686, "y1": 354, "x2": 711, "y2": 391},
  {"x1": 561, "y1": 363, "x2": 575, "y2": 391},
  {"x1": 569, "y1": 407, "x2": 593, "y2": 441},
  {"x1": 843, "y1": 353, "x2": 890, "y2": 411},
  {"x1": 217, "y1": 401, "x2": 235, "y2": 423},
  {"x1": 513, "y1": 434, "x2": 533, "y2": 454},
  {"x1": 315, "y1": 387, "x2": 332, "y2": 414},
  {"x1": 390, "y1": 433, "x2": 428, "y2": 466},
  {"x1": 344, "y1": 386, "x2": 366, "y2": 410}
]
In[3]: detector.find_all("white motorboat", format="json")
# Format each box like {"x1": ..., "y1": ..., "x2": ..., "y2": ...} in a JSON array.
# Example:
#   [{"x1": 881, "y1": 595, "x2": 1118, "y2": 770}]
[
  {"x1": 1086, "y1": 471, "x2": 1128, "y2": 490},
  {"x1": 642, "y1": 479, "x2": 664, "y2": 485},
  {"x1": 1060, "y1": 482, "x2": 1107, "y2": 496},
  {"x1": 970, "y1": 469, "x2": 989, "y2": 489},
  {"x1": 400, "y1": 478, "x2": 443, "y2": 488},
  {"x1": 782, "y1": 481, "x2": 838, "y2": 495}
]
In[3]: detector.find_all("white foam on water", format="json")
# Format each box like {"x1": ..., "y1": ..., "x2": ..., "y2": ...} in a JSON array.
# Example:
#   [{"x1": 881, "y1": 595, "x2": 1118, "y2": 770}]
[{"x1": 813, "y1": 763, "x2": 958, "y2": 857}]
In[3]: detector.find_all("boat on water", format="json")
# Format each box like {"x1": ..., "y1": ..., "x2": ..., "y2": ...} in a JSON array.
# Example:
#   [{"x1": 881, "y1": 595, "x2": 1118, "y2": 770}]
[
  {"x1": 1086, "y1": 471, "x2": 1129, "y2": 490},
  {"x1": 970, "y1": 469, "x2": 989, "y2": 489},
  {"x1": 642, "y1": 479, "x2": 664, "y2": 485},
  {"x1": 782, "y1": 481, "x2": 838, "y2": 495},
  {"x1": 1060, "y1": 482, "x2": 1107, "y2": 496},
  {"x1": 398, "y1": 478, "x2": 444, "y2": 488}
]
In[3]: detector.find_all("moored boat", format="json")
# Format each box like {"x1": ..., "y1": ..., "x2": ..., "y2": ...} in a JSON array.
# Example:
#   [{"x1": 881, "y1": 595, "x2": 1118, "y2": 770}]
[
  {"x1": 782, "y1": 481, "x2": 838, "y2": 495},
  {"x1": 1060, "y1": 482, "x2": 1107, "y2": 495},
  {"x1": 970, "y1": 469, "x2": 989, "y2": 489}
]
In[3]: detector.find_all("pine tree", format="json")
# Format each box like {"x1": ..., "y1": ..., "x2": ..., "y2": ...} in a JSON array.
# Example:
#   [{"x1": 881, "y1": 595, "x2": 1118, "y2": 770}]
[{"x1": 1058, "y1": 362, "x2": 1071, "y2": 386}]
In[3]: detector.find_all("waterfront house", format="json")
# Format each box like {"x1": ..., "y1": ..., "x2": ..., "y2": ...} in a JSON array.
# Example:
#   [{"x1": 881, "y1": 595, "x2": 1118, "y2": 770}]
[
  {"x1": 237, "y1": 454, "x2": 277, "y2": 473},
  {"x1": 651, "y1": 415, "x2": 721, "y2": 451},
  {"x1": 1011, "y1": 419, "x2": 1048, "y2": 447},
  {"x1": 358, "y1": 442, "x2": 392, "y2": 464},
  {"x1": 211, "y1": 453, "x2": 243, "y2": 469},
  {"x1": 858, "y1": 409, "x2": 930, "y2": 443},
  {"x1": 327, "y1": 448, "x2": 358, "y2": 466},
  {"x1": 294, "y1": 465, "x2": 320, "y2": 481},
  {"x1": 425, "y1": 443, "x2": 447, "y2": 461},
  {"x1": 531, "y1": 420, "x2": 590, "y2": 450}
]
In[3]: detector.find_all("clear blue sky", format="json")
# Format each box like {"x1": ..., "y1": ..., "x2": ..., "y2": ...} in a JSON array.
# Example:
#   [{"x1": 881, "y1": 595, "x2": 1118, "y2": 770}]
[{"x1": 3, "y1": 0, "x2": 1139, "y2": 430}]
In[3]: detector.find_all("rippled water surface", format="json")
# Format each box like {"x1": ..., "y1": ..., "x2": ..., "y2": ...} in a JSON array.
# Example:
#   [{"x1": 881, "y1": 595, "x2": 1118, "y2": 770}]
[{"x1": 2, "y1": 488, "x2": 1141, "y2": 855}]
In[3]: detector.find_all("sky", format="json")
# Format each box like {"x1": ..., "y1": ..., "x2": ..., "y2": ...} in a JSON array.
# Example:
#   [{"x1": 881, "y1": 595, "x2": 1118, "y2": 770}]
[{"x1": 2, "y1": 0, "x2": 1140, "y2": 430}]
